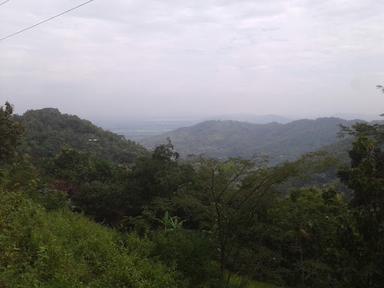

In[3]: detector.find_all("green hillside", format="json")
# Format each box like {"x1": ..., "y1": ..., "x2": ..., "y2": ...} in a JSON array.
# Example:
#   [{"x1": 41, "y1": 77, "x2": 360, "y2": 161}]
[
  {"x1": 141, "y1": 118, "x2": 357, "y2": 163},
  {"x1": 2, "y1": 102, "x2": 384, "y2": 288},
  {"x1": 16, "y1": 108, "x2": 147, "y2": 164}
]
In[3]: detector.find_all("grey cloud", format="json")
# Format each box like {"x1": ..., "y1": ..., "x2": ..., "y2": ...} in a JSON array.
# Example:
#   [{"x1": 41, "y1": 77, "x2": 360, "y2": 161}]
[{"x1": 0, "y1": 0, "x2": 384, "y2": 120}]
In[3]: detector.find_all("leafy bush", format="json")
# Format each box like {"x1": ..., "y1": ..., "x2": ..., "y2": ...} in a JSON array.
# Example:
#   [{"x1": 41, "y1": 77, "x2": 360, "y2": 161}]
[
  {"x1": 152, "y1": 229, "x2": 220, "y2": 288},
  {"x1": 0, "y1": 191, "x2": 180, "y2": 288}
]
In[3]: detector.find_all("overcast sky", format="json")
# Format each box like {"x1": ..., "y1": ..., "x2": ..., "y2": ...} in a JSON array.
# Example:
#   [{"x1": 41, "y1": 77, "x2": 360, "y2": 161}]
[{"x1": 1, "y1": 0, "x2": 384, "y2": 121}]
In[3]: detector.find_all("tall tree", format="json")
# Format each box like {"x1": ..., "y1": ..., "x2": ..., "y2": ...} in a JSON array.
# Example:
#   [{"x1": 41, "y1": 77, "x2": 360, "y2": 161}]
[
  {"x1": 338, "y1": 86, "x2": 384, "y2": 287},
  {"x1": 0, "y1": 102, "x2": 23, "y2": 164},
  {"x1": 177, "y1": 158, "x2": 296, "y2": 286}
]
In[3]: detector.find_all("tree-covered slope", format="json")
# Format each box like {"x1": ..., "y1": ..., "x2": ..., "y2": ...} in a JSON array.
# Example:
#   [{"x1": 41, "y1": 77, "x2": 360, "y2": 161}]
[
  {"x1": 141, "y1": 118, "x2": 357, "y2": 163},
  {"x1": 16, "y1": 108, "x2": 147, "y2": 164}
]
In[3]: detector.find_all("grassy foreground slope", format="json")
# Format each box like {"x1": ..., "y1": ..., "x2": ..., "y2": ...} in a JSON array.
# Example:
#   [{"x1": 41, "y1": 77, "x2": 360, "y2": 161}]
[
  {"x1": 0, "y1": 190, "x2": 179, "y2": 288},
  {"x1": 16, "y1": 108, "x2": 147, "y2": 164}
]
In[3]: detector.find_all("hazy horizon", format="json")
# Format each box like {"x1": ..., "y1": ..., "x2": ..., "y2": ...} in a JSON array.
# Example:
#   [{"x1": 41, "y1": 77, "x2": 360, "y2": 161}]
[
  {"x1": 1, "y1": 0, "x2": 384, "y2": 120},
  {"x1": 12, "y1": 106, "x2": 384, "y2": 123}
]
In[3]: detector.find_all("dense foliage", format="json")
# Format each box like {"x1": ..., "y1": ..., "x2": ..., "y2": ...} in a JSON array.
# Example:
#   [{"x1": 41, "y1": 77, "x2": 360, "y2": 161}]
[
  {"x1": 0, "y1": 191, "x2": 180, "y2": 288},
  {"x1": 16, "y1": 108, "x2": 147, "y2": 164},
  {"x1": 0, "y1": 102, "x2": 24, "y2": 164},
  {"x1": 1, "y1": 101, "x2": 384, "y2": 288}
]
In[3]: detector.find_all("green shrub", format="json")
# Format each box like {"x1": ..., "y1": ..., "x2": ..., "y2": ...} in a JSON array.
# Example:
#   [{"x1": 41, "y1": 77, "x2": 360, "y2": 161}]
[
  {"x1": 0, "y1": 190, "x2": 180, "y2": 288},
  {"x1": 152, "y1": 229, "x2": 220, "y2": 288}
]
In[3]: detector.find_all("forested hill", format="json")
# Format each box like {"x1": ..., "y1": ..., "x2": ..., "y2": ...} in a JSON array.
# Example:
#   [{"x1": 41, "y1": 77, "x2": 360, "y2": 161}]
[
  {"x1": 141, "y1": 117, "x2": 358, "y2": 163},
  {"x1": 16, "y1": 108, "x2": 147, "y2": 164}
]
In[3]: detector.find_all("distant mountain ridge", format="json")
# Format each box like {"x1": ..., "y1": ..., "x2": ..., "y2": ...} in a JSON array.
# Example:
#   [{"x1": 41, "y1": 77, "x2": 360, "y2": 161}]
[
  {"x1": 16, "y1": 108, "x2": 147, "y2": 164},
  {"x1": 140, "y1": 117, "x2": 359, "y2": 163},
  {"x1": 208, "y1": 114, "x2": 293, "y2": 124}
]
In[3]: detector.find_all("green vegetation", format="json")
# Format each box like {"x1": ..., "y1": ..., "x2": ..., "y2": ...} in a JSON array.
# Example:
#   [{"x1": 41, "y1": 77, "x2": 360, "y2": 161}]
[
  {"x1": 1, "y1": 100, "x2": 384, "y2": 287},
  {"x1": 0, "y1": 191, "x2": 179, "y2": 288},
  {"x1": 16, "y1": 108, "x2": 147, "y2": 164},
  {"x1": 0, "y1": 103, "x2": 24, "y2": 164},
  {"x1": 229, "y1": 275, "x2": 279, "y2": 288},
  {"x1": 141, "y1": 118, "x2": 356, "y2": 163}
]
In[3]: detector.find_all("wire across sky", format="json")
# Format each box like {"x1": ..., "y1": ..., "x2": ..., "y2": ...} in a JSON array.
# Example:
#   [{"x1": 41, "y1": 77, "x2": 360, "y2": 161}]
[
  {"x1": 0, "y1": 0, "x2": 96, "y2": 42},
  {"x1": 0, "y1": 0, "x2": 11, "y2": 7}
]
